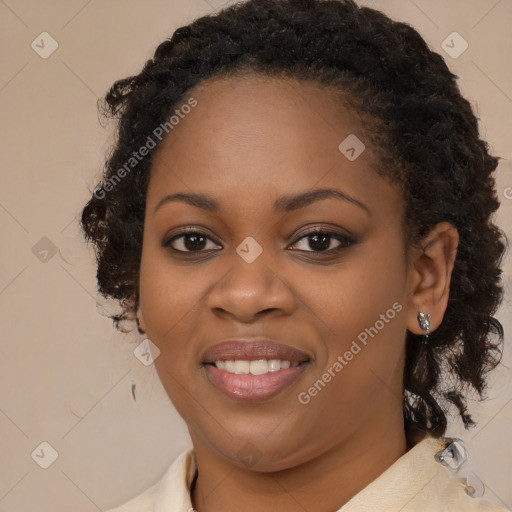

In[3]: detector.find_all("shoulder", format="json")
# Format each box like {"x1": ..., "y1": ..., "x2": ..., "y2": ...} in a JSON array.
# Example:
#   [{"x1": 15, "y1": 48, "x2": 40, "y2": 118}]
[
  {"x1": 340, "y1": 436, "x2": 510, "y2": 512},
  {"x1": 103, "y1": 449, "x2": 196, "y2": 512}
]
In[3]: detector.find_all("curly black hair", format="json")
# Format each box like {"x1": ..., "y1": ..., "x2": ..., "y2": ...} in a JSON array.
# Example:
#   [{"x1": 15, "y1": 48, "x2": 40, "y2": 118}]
[{"x1": 80, "y1": 0, "x2": 506, "y2": 443}]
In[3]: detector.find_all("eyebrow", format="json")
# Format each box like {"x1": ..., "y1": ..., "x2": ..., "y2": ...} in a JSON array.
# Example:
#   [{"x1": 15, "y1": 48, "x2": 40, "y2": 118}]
[{"x1": 153, "y1": 188, "x2": 371, "y2": 216}]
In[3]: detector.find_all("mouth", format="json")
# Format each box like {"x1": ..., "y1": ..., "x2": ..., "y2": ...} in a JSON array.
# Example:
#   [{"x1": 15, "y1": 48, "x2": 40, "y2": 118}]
[
  {"x1": 201, "y1": 338, "x2": 311, "y2": 402},
  {"x1": 206, "y1": 358, "x2": 302, "y2": 374}
]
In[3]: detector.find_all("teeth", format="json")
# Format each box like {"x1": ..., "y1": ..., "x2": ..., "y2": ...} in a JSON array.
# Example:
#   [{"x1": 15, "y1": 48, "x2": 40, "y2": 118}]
[
  {"x1": 214, "y1": 359, "x2": 300, "y2": 375},
  {"x1": 249, "y1": 359, "x2": 268, "y2": 375},
  {"x1": 268, "y1": 359, "x2": 281, "y2": 372},
  {"x1": 233, "y1": 360, "x2": 250, "y2": 374}
]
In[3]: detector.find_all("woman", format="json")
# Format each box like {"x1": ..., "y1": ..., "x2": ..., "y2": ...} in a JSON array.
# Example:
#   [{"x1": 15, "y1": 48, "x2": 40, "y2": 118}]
[{"x1": 80, "y1": 0, "x2": 509, "y2": 510}]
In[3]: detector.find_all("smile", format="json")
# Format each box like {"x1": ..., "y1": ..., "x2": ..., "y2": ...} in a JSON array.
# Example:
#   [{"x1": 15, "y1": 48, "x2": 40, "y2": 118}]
[
  {"x1": 201, "y1": 338, "x2": 311, "y2": 402},
  {"x1": 203, "y1": 362, "x2": 309, "y2": 401},
  {"x1": 212, "y1": 359, "x2": 300, "y2": 375}
]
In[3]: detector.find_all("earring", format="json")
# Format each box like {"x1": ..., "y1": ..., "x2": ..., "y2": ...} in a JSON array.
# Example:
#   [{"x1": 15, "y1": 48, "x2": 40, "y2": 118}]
[
  {"x1": 136, "y1": 316, "x2": 146, "y2": 334},
  {"x1": 417, "y1": 311, "x2": 431, "y2": 343}
]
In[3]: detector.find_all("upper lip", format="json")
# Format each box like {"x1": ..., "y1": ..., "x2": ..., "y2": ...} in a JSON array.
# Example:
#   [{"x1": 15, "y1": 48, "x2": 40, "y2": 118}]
[{"x1": 202, "y1": 337, "x2": 311, "y2": 363}]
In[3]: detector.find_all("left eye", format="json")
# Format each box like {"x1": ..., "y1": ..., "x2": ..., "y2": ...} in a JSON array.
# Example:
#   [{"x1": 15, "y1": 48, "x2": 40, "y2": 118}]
[{"x1": 289, "y1": 230, "x2": 355, "y2": 253}]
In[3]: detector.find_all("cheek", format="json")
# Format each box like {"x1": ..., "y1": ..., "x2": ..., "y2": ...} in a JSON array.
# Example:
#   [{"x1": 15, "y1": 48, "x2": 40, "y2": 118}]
[
  {"x1": 297, "y1": 235, "x2": 408, "y2": 413},
  {"x1": 305, "y1": 236, "x2": 408, "y2": 347},
  {"x1": 138, "y1": 246, "x2": 204, "y2": 362}
]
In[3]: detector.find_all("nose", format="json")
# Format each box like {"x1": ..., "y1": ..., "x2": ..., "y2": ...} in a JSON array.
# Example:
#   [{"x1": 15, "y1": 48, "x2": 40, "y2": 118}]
[{"x1": 206, "y1": 251, "x2": 296, "y2": 323}]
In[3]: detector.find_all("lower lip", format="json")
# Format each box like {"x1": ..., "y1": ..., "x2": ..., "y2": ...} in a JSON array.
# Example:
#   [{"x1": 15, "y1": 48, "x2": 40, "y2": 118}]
[{"x1": 203, "y1": 363, "x2": 309, "y2": 402}]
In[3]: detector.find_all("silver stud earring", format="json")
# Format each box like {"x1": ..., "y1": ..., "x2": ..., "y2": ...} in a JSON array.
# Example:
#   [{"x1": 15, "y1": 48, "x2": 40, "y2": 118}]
[{"x1": 417, "y1": 311, "x2": 431, "y2": 343}]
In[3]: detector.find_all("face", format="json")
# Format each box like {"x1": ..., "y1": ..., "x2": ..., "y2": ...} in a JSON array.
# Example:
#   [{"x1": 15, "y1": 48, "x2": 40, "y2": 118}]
[{"x1": 137, "y1": 73, "x2": 415, "y2": 471}]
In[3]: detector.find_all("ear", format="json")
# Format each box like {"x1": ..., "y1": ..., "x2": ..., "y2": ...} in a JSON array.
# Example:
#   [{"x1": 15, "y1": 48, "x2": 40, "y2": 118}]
[
  {"x1": 405, "y1": 222, "x2": 459, "y2": 335},
  {"x1": 136, "y1": 304, "x2": 146, "y2": 334}
]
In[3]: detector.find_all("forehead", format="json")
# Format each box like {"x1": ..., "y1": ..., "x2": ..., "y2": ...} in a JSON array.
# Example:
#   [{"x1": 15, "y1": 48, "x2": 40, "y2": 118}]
[
  {"x1": 147, "y1": 73, "x2": 399, "y2": 217},
  {"x1": 152, "y1": 72, "x2": 368, "y2": 158}
]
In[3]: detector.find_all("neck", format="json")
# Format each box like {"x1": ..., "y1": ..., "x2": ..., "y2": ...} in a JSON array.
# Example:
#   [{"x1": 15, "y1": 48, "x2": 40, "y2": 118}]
[{"x1": 190, "y1": 414, "x2": 407, "y2": 512}]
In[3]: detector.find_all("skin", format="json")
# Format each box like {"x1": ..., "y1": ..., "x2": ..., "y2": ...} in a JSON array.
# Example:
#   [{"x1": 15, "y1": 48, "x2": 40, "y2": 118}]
[{"x1": 136, "y1": 73, "x2": 459, "y2": 512}]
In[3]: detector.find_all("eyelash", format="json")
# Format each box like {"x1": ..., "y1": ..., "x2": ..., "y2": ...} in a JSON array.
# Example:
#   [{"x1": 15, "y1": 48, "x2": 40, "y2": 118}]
[{"x1": 162, "y1": 227, "x2": 356, "y2": 256}]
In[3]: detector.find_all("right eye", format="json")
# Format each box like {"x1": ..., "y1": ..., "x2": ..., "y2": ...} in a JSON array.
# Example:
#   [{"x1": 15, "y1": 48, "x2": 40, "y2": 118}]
[{"x1": 162, "y1": 229, "x2": 222, "y2": 253}]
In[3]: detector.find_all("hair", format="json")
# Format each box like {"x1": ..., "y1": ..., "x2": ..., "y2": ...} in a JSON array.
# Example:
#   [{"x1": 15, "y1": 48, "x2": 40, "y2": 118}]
[{"x1": 80, "y1": 0, "x2": 506, "y2": 442}]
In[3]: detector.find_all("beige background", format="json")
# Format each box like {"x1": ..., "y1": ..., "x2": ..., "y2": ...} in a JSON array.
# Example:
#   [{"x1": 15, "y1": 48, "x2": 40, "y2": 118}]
[{"x1": 0, "y1": 0, "x2": 511, "y2": 510}]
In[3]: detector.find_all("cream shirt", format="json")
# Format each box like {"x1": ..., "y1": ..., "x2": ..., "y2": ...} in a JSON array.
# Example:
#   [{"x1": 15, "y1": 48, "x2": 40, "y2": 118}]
[{"x1": 105, "y1": 436, "x2": 510, "y2": 511}]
